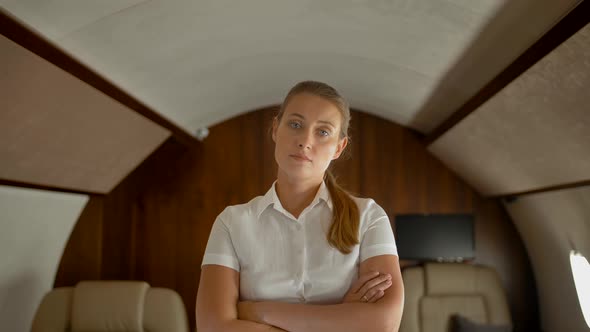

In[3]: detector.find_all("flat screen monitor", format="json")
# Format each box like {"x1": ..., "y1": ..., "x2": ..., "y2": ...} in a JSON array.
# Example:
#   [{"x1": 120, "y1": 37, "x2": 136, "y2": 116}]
[{"x1": 395, "y1": 214, "x2": 475, "y2": 261}]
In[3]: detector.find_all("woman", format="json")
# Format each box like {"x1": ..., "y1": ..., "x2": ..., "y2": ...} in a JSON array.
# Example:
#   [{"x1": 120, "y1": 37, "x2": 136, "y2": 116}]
[{"x1": 196, "y1": 81, "x2": 404, "y2": 332}]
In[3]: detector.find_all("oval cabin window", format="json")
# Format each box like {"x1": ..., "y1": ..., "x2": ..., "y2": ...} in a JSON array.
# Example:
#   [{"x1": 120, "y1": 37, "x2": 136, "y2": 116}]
[{"x1": 570, "y1": 250, "x2": 590, "y2": 328}]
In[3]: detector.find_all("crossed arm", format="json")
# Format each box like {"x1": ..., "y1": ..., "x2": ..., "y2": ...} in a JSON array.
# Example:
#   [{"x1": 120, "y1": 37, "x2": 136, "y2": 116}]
[
  {"x1": 196, "y1": 264, "x2": 284, "y2": 331},
  {"x1": 196, "y1": 254, "x2": 404, "y2": 332}
]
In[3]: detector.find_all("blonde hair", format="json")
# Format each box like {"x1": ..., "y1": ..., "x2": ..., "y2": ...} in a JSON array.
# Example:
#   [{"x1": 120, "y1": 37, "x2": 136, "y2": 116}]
[{"x1": 276, "y1": 80, "x2": 360, "y2": 254}]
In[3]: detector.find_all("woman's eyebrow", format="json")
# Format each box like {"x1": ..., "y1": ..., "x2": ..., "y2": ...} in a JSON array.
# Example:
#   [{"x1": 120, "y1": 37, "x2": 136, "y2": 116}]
[
  {"x1": 289, "y1": 113, "x2": 335, "y2": 128},
  {"x1": 289, "y1": 113, "x2": 306, "y2": 120},
  {"x1": 318, "y1": 120, "x2": 335, "y2": 129}
]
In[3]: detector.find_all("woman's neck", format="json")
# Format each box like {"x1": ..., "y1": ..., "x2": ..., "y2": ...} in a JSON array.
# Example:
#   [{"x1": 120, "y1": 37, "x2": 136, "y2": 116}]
[{"x1": 275, "y1": 171, "x2": 323, "y2": 219}]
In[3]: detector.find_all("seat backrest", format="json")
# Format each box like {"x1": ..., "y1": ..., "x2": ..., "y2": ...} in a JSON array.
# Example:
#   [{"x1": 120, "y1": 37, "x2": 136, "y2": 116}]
[
  {"x1": 399, "y1": 263, "x2": 512, "y2": 332},
  {"x1": 31, "y1": 281, "x2": 189, "y2": 332}
]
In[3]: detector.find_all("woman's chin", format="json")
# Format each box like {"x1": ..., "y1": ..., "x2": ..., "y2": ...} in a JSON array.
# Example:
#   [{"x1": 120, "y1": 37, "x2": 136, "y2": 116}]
[{"x1": 280, "y1": 167, "x2": 315, "y2": 181}]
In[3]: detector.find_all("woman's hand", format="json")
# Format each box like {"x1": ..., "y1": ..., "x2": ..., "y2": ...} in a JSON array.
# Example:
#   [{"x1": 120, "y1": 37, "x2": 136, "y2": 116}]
[{"x1": 343, "y1": 270, "x2": 392, "y2": 303}]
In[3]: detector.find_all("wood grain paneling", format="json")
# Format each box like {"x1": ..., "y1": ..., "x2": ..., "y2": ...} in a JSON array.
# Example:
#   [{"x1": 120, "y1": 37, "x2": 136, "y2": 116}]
[
  {"x1": 54, "y1": 196, "x2": 103, "y2": 287},
  {"x1": 55, "y1": 108, "x2": 538, "y2": 331}
]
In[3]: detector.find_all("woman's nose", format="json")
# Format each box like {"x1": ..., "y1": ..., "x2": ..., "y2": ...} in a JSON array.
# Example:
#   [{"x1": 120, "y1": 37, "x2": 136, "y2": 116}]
[
  {"x1": 297, "y1": 132, "x2": 313, "y2": 149},
  {"x1": 298, "y1": 142, "x2": 311, "y2": 149}
]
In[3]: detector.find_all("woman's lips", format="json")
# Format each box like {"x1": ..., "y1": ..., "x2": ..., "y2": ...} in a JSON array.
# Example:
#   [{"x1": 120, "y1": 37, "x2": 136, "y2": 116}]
[{"x1": 290, "y1": 154, "x2": 311, "y2": 162}]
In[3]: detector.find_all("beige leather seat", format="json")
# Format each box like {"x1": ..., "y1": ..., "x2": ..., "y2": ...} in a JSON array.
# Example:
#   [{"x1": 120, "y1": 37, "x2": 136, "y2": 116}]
[
  {"x1": 31, "y1": 281, "x2": 189, "y2": 332},
  {"x1": 400, "y1": 263, "x2": 512, "y2": 332}
]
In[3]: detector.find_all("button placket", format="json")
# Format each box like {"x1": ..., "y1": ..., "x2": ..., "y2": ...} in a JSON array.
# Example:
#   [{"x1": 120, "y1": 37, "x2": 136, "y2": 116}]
[
  {"x1": 300, "y1": 214, "x2": 308, "y2": 302},
  {"x1": 292, "y1": 218, "x2": 305, "y2": 299}
]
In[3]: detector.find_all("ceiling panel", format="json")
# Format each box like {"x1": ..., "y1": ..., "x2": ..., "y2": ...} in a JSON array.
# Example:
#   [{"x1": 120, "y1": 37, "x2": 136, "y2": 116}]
[
  {"x1": 0, "y1": 35, "x2": 170, "y2": 193},
  {"x1": 428, "y1": 25, "x2": 590, "y2": 196}
]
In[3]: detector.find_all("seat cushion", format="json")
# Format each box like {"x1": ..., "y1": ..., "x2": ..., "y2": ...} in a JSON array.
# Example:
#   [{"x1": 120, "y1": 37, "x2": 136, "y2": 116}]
[
  {"x1": 71, "y1": 281, "x2": 149, "y2": 332},
  {"x1": 424, "y1": 263, "x2": 512, "y2": 325},
  {"x1": 31, "y1": 287, "x2": 72, "y2": 332},
  {"x1": 421, "y1": 295, "x2": 487, "y2": 332},
  {"x1": 399, "y1": 266, "x2": 425, "y2": 332},
  {"x1": 144, "y1": 288, "x2": 189, "y2": 332},
  {"x1": 399, "y1": 264, "x2": 513, "y2": 332},
  {"x1": 451, "y1": 315, "x2": 512, "y2": 332},
  {"x1": 425, "y1": 263, "x2": 479, "y2": 295}
]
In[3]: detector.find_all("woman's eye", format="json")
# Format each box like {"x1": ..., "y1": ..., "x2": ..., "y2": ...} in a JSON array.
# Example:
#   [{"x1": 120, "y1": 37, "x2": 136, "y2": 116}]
[
  {"x1": 319, "y1": 130, "x2": 330, "y2": 137},
  {"x1": 289, "y1": 122, "x2": 301, "y2": 129}
]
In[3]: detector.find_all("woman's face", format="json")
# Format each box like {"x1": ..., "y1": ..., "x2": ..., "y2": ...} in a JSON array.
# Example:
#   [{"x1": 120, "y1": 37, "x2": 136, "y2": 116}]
[{"x1": 272, "y1": 93, "x2": 348, "y2": 182}]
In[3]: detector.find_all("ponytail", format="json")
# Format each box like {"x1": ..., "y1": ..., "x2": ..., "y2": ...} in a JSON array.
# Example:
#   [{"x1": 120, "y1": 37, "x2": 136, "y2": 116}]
[{"x1": 325, "y1": 170, "x2": 360, "y2": 254}]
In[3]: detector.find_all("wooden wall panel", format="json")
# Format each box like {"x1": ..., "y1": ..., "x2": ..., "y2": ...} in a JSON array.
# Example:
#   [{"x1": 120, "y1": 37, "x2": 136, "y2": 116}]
[
  {"x1": 54, "y1": 196, "x2": 103, "y2": 287},
  {"x1": 55, "y1": 108, "x2": 538, "y2": 331}
]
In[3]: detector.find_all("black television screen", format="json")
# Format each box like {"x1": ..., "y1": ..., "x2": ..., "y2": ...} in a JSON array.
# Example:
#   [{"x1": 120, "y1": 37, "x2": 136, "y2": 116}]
[{"x1": 395, "y1": 214, "x2": 475, "y2": 261}]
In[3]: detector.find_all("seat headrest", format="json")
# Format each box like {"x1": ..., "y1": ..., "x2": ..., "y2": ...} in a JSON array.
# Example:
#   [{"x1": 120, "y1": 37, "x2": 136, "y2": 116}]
[
  {"x1": 424, "y1": 263, "x2": 482, "y2": 295},
  {"x1": 71, "y1": 281, "x2": 149, "y2": 332},
  {"x1": 400, "y1": 263, "x2": 512, "y2": 330}
]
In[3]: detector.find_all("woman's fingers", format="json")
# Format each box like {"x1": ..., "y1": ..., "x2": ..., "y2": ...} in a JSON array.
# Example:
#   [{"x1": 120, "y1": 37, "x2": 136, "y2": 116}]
[
  {"x1": 343, "y1": 271, "x2": 382, "y2": 303},
  {"x1": 351, "y1": 271, "x2": 380, "y2": 294},
  {"x1": 358, "y1": 273, "x2": 392, "y2": 296},
  {"x1": 363, "y1": 278, "x2": 392, "y2": 302},
  {"x1": 343, "y1": 271, "x2": 392, "y2": 304},
  {"x1": 368, "y1": 290, "x2": 385, "y2": 303}
]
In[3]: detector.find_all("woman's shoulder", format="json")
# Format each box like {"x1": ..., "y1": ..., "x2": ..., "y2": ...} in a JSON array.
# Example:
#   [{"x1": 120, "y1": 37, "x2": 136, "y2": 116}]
[
  {"x1": 349, "y1": 194, "x2": 373, "y2": 206},
  {"x1": 349, "y1": 195, "x2": 389, "y2": 221},
  {"x1": 216, "y1": 194, "x2": 267, "y2": 224}
]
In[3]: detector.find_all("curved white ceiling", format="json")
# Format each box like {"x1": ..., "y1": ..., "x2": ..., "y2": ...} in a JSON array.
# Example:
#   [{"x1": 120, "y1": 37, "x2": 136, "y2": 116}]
[{"x1": 0, "y1": 0, "x2": 580, "y2": 135}]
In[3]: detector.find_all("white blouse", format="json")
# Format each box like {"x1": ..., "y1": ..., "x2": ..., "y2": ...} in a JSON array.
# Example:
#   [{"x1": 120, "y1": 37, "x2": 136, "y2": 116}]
[{"x1": 201, "y1": 181, "x2": 398, "y2": 304}]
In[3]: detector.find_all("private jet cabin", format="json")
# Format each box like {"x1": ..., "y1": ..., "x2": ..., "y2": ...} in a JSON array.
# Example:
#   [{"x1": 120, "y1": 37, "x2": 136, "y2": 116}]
[{"x1": 1, "y1": 1, "x2": 589, "y2": 332}]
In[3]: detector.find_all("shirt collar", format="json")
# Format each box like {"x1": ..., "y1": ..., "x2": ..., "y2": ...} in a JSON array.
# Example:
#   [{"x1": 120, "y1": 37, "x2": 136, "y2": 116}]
[{"x1": 255, "y1": 180, "x2": 333, "y2": 219}]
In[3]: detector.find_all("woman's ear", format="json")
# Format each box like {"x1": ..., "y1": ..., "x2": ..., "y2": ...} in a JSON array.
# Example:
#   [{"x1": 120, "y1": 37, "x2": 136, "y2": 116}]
[
  {"x1": 272, "y1": 117, "x2": 278, "y2": 143},
  {"x1": 333, "y1": 137, "x2": 348, "y2": 160}
]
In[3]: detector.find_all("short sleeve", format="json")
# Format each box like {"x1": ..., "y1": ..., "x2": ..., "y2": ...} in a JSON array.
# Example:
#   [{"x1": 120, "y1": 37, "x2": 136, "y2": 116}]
[
  {"x1": 359, "y1": 201, "x2": 398, "y2": 262},
  {"x1": 201, "y1": 209, "x2": 240, "y2": 272}
]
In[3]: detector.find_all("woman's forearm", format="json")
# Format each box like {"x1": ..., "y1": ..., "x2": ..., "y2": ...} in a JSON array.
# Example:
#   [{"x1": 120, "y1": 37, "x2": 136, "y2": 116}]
[
  {"x1": 227, "y1": 319, "x2": 286, "y2": 332},
  {"x1": 203, "y1": 319, "x2": 286, "y2": 332},
  {"x1": 258, "y1": 301, "x2": 398, "y2": 332}
]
